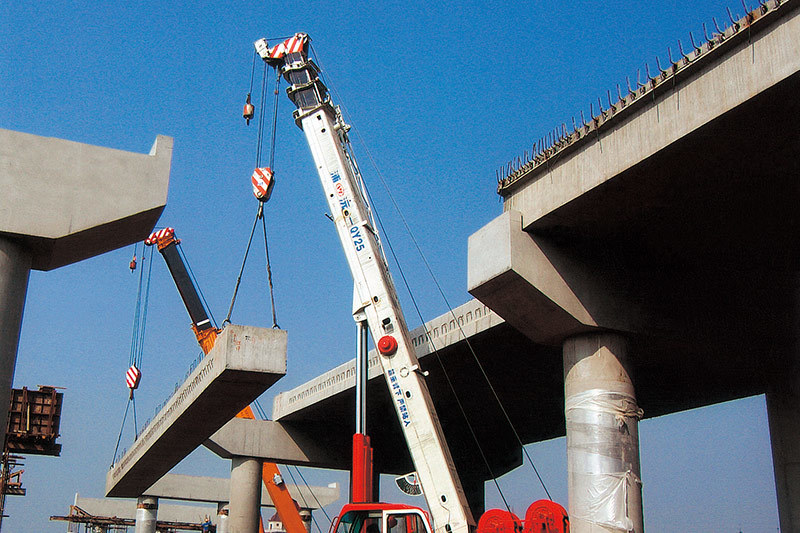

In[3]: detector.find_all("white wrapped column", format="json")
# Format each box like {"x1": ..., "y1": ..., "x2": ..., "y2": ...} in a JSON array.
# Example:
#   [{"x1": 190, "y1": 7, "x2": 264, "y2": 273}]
[
  {"x1": 134, "y1": 496, "x2": 158, "y2": 533},
  {"x1": 217, "y1": 503, "x2": 230, "y2": 533},
  {"x1": 563, "y1": 333, "x2": 643, "y2": 533}
]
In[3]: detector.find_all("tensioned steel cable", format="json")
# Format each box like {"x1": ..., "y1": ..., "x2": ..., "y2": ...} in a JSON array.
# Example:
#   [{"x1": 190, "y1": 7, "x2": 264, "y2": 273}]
[
  {"x1": 227, "y1": 64, "x2": 282, "y2": 326},
  {"x1": 309, "y1": 43, "x2": 530, "y2": 508},
  {"x1": 357, "y1": 136, "x2": 552, "y2": 501},
  {"x1": 178, "y1": 243, "x2": 218, "y2": 329},
  {"x1": 313, "y1": 43, "x2": 552, "y2": 500},
  {"x1": 224, "y1": 204, "x2": 261, "y2": 325}
]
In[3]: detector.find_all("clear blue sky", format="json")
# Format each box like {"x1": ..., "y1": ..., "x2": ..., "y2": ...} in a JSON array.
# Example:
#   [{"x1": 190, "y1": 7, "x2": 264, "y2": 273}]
[{"x1": 0, "y1": 1, "x2": 779, "y2": 531}]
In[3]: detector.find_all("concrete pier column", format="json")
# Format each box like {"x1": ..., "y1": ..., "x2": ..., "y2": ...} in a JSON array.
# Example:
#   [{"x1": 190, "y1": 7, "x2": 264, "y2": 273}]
[
  {"x1": 0, "y1": 237, "x2": 31, "y2": 443},
  {"x1": 134, "y1": 496, "x2": 158, "y2": 533},
  {"x1": 217, "y1": 503, "x2": 230, "y2": 533},
  {"x1": 299, "y1": 509, "x2": 312, "y2": 532},
  {"x1": 766, "y1": 385, "x2": 800, "y2": 531},
  {"x1": 230, "y1": 457, "x2": 263, "y2": 533},
  {"x1": 563, "y1": 333, "x2": 643, "y2": 533}
]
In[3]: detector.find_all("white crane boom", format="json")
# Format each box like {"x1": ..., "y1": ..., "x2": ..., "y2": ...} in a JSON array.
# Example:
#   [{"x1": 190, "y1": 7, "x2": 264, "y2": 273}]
[{"x1": 255, "y1": 33, "x2": 475, "y2": 533}]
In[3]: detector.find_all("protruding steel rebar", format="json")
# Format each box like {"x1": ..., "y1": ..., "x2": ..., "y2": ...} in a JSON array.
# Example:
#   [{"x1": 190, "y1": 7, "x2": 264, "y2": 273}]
[
  {"x1": 678, "y1": 39, "x2": 688, "y2": 60},
  {"x1": 713, "y1": 17, "x2": 724, "y2": 36},
  {"x1": 497, "y1": 2, "x2": 778, "y2": 190}
]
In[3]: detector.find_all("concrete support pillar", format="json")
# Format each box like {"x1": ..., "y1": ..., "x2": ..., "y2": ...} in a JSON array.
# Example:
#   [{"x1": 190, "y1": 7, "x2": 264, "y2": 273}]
[
  {"x1": 563, "y1": 333, "x2": 643, "y2": 533},
  {"x1": 766, "y1": 386, "x2": 800, "y2": 531},
  {"x1": 134, "y1": 496, "x2": 158, "y2": 533},
  {"x1": 230, "y1": 456, "x2": 263, "y2": 533},
  {"x1": 217, "y1": 503, "x2": 230, "y2": 533},
  {"x1": 299, "y1": 509, "x2": 312, "y2": 533},
  {"x1": 0, "y1": 237, "x2": 31, "y2": 445}
]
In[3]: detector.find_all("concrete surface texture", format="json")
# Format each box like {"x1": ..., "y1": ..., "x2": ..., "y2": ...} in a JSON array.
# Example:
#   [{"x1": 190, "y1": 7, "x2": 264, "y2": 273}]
[
  {"x1": 106, "y1": 325, "x2": 287, "y2": 498},
  {"x1": 0, "y1": 129, "x2": 171, "y2": 271},
  {"x1": 143, "y1": 473, "x2": 340, "y2": 509},
  {"x1": 229, "y1": 457, "x2": 263, "y2": 533}
]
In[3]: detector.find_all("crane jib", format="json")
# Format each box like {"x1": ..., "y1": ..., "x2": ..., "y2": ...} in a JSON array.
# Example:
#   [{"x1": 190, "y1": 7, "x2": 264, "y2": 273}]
[{"x1": 260, "y1": 32, "x2": 478, "y2": 533}]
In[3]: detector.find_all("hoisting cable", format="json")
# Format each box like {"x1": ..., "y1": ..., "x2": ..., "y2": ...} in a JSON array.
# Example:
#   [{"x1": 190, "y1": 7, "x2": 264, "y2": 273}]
[
  {"x1": 284, "y1": 467, "x2": 325, "y2": 533},
  {"x1": 178, "y1": 243, "x2": 218, "y2": 328},
  {"x1": 262, "y1": 66, "x2": 282, "y2": 328},
  {"x1": 111, "y1": 400, "x2": 131, "y2": 467},
  {"x1": 312, "y1": 41, "x2": 553, "y2": 499},
  {"x1": 114, "y1": 243, "x2": 155, "y2": 463},
  {"x1": 361, "y1": 183, "x2": 515, "y2": 513},
  {"x1": 261, "y1": 210, "x2": 278, "y2": 328},
  {"x1": 357, "y1": 134, "x2": 553, "y2": 501},
  {"x1": 223, "y1": 204, "x2": 261, "y2": 325},
  {"x1": 290, "y1": 466, "x2": 333, "y2": 526},
  {"x1": 227, "y1": 64, "x2": 282, "y2": 327}
]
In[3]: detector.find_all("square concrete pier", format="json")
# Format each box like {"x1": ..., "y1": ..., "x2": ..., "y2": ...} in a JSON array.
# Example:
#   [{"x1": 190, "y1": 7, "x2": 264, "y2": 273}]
[{"x1": 106, "y1": 325, "x2": 287, "y2": 497}]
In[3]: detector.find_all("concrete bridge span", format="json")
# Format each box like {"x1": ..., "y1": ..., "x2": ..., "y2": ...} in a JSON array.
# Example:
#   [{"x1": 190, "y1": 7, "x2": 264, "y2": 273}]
[{"x1": 247, "y1": 1, "x2": 800, "y2": 530}]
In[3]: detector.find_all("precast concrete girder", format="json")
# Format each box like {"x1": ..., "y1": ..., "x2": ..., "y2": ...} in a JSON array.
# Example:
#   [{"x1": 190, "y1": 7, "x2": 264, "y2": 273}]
[
  {"x1": 143, "y1": 473, "x2": 340, "y2": 509},
  {"x1": 106, "y1": 325, "x2": 287, "y2": 497},
  {"x1": 0, "y1": 130, "x2": 171, "y2": 448},
  {"x1": 205, "y1": 418, "x2": 350, "y2": 470},
  {"x1": 467, "y1": 209, "x2": 642, "y2": 346},
  {"x1": 0, "y1": 130, "x2": 172, "y2": 271}
]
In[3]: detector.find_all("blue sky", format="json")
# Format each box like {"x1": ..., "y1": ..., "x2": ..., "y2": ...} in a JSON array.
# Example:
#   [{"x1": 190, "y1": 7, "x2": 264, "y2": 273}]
[{"x1": 0, "y1": 1, "x2": 780, "y2": 531}]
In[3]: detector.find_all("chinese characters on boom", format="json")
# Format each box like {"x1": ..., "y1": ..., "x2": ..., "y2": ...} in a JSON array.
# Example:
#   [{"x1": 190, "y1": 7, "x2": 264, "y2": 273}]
[{"x1": 388, "y1": 369, "x2": 411, "y2": 427}]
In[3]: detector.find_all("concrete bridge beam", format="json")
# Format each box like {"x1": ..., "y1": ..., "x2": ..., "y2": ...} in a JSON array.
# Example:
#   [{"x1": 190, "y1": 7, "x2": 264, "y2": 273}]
[
  {"x1": 467, "y1": 210, "x2": 642, "y2": 346},
  {"x1": 0, "y1": 130, "x2": 171, "y2": 447}
]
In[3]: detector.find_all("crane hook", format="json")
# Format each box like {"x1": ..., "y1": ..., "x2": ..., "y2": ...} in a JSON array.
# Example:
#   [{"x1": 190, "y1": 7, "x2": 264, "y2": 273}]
[{"x1": 243, "y1": 93, "x2": 255, "y2": 125}]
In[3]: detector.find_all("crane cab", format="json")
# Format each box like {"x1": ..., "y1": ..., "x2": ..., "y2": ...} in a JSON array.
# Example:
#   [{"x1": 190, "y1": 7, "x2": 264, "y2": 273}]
[{"x1": 331, "y1": 503, "x2": 433, "y2": 533}]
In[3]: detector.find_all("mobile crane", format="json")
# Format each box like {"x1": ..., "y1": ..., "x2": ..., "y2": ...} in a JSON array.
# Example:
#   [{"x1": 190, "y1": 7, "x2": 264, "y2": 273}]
[
  {"x1": 144, "y1": 227, "x2": 308, "y2": 533},
  {"x1": 253, "y1": 34, "x2": 568, "y2": 533}
]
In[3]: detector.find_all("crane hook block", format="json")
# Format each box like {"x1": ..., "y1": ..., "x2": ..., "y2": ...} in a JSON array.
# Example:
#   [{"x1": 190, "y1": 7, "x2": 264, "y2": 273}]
[
  {"x1": 378, "y1": 335, "x2": 398, "y2": 356},
  {"x1": 243, "y1": 93, "x2": 255, "y2": 125},
  {"x1": 252, "y1": 167, "x2": 276, "y2": 202},
  {"x1": 126, "y1": 364, "x2": 142, "y2": 390}
]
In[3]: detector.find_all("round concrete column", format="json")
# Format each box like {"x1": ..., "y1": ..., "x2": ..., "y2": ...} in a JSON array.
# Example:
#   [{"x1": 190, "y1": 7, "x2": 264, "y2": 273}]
[
  {"x1": 300, "y1": 509, "x2": 312, "y2": 533},
  {"x1": 766, "y1": 385, "x2": 800, "y2": 531},
  {"x1": 0, "y1": 237, "x2": 31, "y2": 445},
  {"x1": 217, "y1": 503, "x2": 230, "y2": 533},
  {"x1": 563, "y1": 333, "x2": 643, "y2": 533},
  {"x1": 134, "y1": 496, "x2": 158, "y2": 533},
  {"x1": 230, "y1": 456, "x2": 263, "y2": 533}
]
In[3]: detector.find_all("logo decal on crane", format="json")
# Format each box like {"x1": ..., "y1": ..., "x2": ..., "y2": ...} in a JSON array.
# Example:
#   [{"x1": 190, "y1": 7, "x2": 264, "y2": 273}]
[
  {"x1": 387, "y1": 369, "x2": 412, "y2": 427},
  {"x1": 254, "y1": 33, "x2": 309, "y2": 63}
]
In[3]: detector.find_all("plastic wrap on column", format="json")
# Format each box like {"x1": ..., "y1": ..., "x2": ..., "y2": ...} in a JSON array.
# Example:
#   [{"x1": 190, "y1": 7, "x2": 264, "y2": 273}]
[
  {"x1": 134, "y1": 496, "x2": 158, "y2": 533},
  {"x1": 217, "y1": 503, "x2": 230, "y2": 533},
  {"x1": 565, "y1": 389, "x2": 643, "y2": 532}
]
